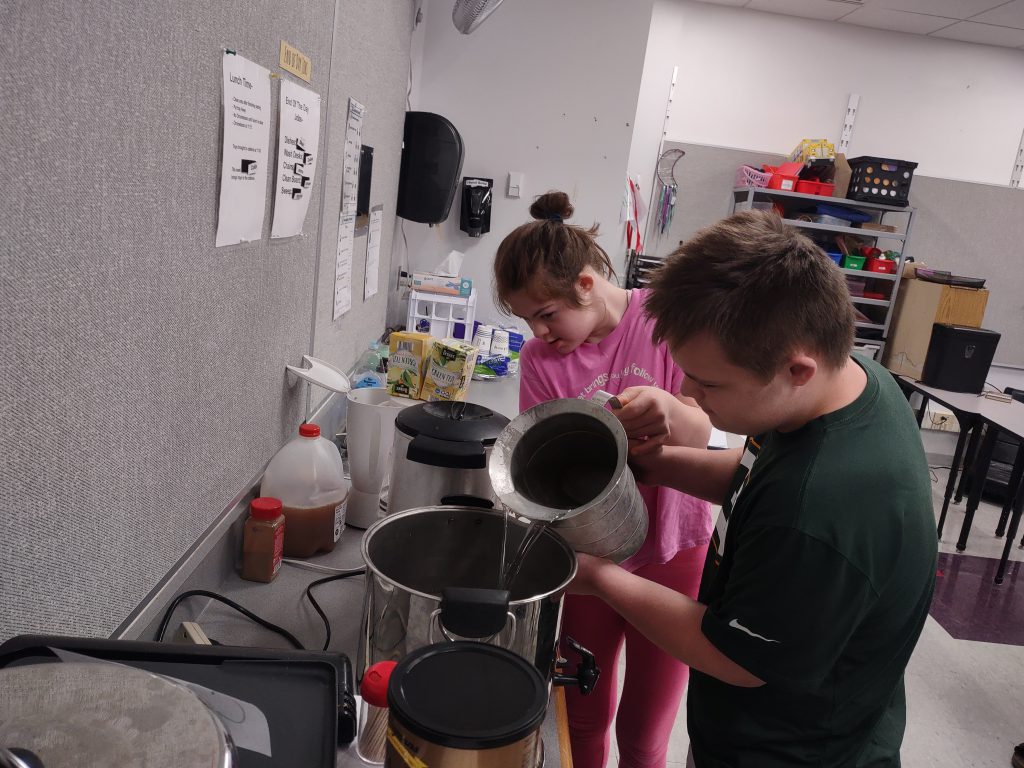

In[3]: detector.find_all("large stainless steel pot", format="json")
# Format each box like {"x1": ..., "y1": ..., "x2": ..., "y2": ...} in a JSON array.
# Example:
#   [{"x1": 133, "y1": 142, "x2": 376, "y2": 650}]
[
  {"x1": 388, "y1": 402, "x2": 509, "y2": 514},
  {"x1": 359, "y1": 506, "x2": 595, "y2": 688},
  {"x1": 488, "y1": 398, "x2": 648, "y2": 563}
]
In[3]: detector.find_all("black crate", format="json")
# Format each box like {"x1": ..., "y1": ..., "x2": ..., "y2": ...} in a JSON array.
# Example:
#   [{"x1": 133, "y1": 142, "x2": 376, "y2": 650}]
[{"x1": 846, "y1": 156, "x2": 918, "y2": 207}]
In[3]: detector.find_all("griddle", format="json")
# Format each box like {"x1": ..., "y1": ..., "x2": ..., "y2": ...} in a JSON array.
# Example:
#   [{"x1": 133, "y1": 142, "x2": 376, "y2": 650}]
[{"x1": 0, "y1": 635, "x2": 355, "y2": 768}]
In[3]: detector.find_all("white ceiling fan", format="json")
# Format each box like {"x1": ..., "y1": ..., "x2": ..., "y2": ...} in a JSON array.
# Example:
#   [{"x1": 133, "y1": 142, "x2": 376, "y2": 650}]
[{"x1": 452, "y1": 0, "x2": 508, "y2": 34}]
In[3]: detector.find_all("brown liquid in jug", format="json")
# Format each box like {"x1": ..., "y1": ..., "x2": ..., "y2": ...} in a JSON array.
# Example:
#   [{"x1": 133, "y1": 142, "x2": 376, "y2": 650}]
[{"x1": 281, "y1": 498, "x2": 346, "y2": 558}]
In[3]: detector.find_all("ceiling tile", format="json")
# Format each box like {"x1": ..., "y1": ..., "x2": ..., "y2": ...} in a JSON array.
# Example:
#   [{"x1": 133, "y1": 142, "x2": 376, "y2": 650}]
[
  {"x1": 693, "y1": 0, "x2": 750, "y2": 5},
  {"x1": 745, "y1": 0, "x2": 859, "y2": 21},
  {"x1": 971, "y1": 0, "x2": 1024, "y2": 28},
  {"x1": 840, "y1": 6, "x2": 957, "y2": 33},
  {"x1": 931, "y1": 19, "x2": 1024, "y2": 45},
  {"x1": 877, "y1": 0, "x2": 1007, "y2": 19}
]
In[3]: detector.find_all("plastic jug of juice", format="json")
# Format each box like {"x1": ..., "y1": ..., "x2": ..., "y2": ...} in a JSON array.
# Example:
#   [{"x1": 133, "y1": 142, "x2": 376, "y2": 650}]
[{"x1": 260, "y1": 423, "x2": 349, "y2": 558}]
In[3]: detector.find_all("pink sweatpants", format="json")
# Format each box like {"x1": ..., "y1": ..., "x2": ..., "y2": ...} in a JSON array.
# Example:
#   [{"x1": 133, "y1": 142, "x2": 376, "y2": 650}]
[{"x1": 562, "y1": 543, "x2": 708, "y2": 768}]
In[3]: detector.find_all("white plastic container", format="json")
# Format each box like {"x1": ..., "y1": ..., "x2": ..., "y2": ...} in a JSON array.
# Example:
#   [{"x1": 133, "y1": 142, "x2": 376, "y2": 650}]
[{"x1": 260, "y1": 423, "x2": 349, "y2": 558}]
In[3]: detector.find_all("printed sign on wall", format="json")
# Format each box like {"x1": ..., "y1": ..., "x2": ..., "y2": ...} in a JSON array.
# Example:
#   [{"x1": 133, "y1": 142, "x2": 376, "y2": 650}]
[
  {"x1": 215, "y1": 51, "x2": 272, "y2": 247},
  {"x1": 270, "y1": 80, "x2": 321, "y2": 239}
]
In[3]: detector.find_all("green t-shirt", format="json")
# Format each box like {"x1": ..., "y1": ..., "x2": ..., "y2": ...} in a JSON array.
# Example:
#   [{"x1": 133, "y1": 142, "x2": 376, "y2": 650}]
[{"x1": 688, "y1": 356, "x2": 937, "y2": 768}]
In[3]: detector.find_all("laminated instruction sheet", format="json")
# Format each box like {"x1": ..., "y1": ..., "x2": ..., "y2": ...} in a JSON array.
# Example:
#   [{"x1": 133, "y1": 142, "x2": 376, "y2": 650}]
[
  {"x1": 215, "y1": 51, "x2": 272, "y2": 247},
  {"x1": 364, "y1": 205, "x2": 383, "y2": 300},
  {"x1": 333, "y1": 97, "x2": 365, "y2": 319},
  {"x1": 270, "y1": 79, "x2": 321, "y2": 239}
]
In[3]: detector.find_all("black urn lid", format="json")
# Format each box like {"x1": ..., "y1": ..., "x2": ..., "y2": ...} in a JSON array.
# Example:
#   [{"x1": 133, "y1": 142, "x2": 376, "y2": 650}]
[
  {"x1": 387, "y1": 641, "x2": 547, "y2": 750},
  {"x1": 395, "y1": 401, "x2": 509, "y2": 446}
]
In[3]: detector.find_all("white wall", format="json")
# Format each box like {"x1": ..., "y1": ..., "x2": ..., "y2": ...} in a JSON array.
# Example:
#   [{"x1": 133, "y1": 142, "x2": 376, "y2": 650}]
[
  {"x1": 630, "y1": 0, "x2": 1024, "y2": 224},
  {"x1": 402, "y1": 0, "x2": 655, "y2": 327}
]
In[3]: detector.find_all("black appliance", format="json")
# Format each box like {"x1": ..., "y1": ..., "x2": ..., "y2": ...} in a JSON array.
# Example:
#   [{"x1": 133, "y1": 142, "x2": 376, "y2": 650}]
[
  {"x1": 921, "y1": 323, "x2": 1000, "y2": 393},
  {"x1": 396, "y1": 112, "x2": 464, "y2": 224},
  {"x1": 459, "y1": 177, "x2": 493, "y2": 237},
  {"x1": 357, "y1": 144, "x2": 373, "y2": 217}
]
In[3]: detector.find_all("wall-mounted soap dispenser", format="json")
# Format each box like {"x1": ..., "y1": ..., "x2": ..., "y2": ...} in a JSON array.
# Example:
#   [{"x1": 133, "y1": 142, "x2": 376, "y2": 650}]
[{"x1": 459, "y1": 177, "x2": 492, "y2": 237}]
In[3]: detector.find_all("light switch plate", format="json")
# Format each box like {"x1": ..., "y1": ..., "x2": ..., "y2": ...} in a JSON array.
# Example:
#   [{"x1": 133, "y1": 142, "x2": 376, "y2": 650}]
[{"x1": 507, "y1": 172, "x2": 523, "y2": 199}]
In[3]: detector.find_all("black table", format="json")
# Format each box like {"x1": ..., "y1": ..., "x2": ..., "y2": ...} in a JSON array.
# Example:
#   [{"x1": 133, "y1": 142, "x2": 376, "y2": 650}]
[
  {"x1": 897, "y1": 376, "x2": 1024, "y2": 584},
  {"x1": 895, "y1": 377, "x2": 987, "y2": 539}
]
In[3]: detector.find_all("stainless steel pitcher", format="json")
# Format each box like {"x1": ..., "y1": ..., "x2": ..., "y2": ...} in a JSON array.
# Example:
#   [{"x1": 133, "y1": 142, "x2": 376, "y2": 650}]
[{"x1": 488, "y1": 398, "x2": 648, "y2": 563}]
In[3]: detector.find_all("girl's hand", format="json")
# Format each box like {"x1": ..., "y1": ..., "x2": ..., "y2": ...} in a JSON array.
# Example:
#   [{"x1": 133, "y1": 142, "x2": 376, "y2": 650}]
[{"x1": 569, "y1": 552, "x2": 617, "y2": 597}]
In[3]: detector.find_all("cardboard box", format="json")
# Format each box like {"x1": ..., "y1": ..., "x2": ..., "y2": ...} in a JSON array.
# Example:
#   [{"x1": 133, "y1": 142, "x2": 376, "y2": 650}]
[
  {"x1": 789, "y1": 138, "x2": 835, "y2": 163},
  {"x1": 831, "y1": 153, "x2": 852, "y2": 199},
  {"x1": 387, "y1": 331, "x2": 433, "y2": 399},
  {"x1": 860, "y1": 222, "x2": 898, "y2": 233},
  {"x1": 411, "y1": 273, "x2": 473, "y2": 298},
  {"x1": 883, "y1": 279, "x2": 989, "y2": 379},
  {"x1": 421, "y1": 338, "x2": 478, "y2": 402}
]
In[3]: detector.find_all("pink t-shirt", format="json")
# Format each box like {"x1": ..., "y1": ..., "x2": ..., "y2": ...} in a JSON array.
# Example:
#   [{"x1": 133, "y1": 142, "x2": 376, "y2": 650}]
[{"x1": 518, "y1": 288, "x2": 712, "y2": 571}]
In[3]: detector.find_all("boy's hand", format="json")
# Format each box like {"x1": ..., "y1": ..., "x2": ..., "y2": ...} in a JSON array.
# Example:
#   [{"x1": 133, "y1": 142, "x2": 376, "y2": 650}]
[
  {"x1": 614, "y1": 386, "x2": 677, "y2": 452},
  {"x1": 627, "y1": 443, "x2": 666, "y2": 483}
]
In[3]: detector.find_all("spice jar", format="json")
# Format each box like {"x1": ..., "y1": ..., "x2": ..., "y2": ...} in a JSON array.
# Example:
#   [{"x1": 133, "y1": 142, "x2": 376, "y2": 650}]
[
  {"x1": 356, "y1": 660, "x2": 396, "y2": 764},
  {"x1": 241, "y1": 497, "x2": 286, "y2": 583}
]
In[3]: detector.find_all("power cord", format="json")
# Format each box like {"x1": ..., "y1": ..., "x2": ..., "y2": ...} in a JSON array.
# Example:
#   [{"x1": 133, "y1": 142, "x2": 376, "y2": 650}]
[
  {"x1": 156, "y1": 590, "x2": 305, "y2": 650},
  {"x1": 283, "y1": 558, "x2": 364, "y2": 575},
  {"x1": 303, "y1": 569, "x2": 366, "y2": 652}
]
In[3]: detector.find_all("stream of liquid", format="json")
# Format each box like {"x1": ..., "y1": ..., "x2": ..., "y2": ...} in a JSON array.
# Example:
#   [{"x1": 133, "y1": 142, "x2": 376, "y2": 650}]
[{"x1": 498, "y1": 506, "x2": 569, "y2": 592}]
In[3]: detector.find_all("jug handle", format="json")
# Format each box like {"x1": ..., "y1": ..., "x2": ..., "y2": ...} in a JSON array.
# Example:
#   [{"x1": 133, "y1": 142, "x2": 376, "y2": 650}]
[
  {"x1": 552, "y1": 636, "x2": 600, "y2": 695},
  {"x1": 428, "y1": 609, "x2": 517, "y2": 648}
]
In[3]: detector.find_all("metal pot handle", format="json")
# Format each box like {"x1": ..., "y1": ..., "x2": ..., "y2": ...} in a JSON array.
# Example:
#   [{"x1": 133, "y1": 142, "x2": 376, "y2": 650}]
[
  {"x1": 428, "y1": 609, "x2": 517, "y2": 647},
  {"x1": 428, "y1": 587, "x2": 517, "y2": 647}
]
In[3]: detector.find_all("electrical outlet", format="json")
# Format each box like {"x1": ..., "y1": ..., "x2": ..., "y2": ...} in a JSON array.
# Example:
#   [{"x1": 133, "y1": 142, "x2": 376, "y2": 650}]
[
  {"x1": 927, "y1": 408, "x2": 959, "y2": 433},
  {"x1": 175, "y1": 621, "x2": 212, "y2": 645}
]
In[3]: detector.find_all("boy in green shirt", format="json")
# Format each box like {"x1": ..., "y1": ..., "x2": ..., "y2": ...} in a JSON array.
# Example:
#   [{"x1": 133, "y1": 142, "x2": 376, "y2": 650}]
[{"x1": 570, "y1": 210, "x2": 937, "y2": 767}]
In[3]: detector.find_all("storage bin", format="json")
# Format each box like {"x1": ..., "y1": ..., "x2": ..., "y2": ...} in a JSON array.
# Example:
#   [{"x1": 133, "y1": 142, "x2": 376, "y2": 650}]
[
  {"x1": 816, "y1": 203, "x2": 871, "y2": 223},
  {"x1": 846, "y1": 277, "x2": 867, "y2": 297},
  {"x1": 864, "y1": 257, "x2": 897, "y2": 274},
  {"x1": 825, "y1": 251, "x2": 842, "y2": 266},
  {"x1": 795, "y1": 180, "x2": 835, "y2": 197},
  {"x1": 846, "y1": 156, "x2": 918, "y2": 207},
  {"x1": 841, "y1": 254, "x2": 866, "y2": 270},
  {"x1": 735, "y1": 165, "x2": 772, "y2": 188},
  {"x1": 814, "y1": 214, "x2": 848, "y2": 226},
  {"x1": 767, "y1": 172, "x2": 798, "y2": 192}
]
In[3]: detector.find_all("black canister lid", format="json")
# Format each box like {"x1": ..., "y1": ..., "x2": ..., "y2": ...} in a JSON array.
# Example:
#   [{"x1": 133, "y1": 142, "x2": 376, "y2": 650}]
[
  {"x1": 395, "y1": 401, "x2": 509, "y2": 445},
  {"x1": 387, "y1": 642, "x2": 547, "y2": 750}
]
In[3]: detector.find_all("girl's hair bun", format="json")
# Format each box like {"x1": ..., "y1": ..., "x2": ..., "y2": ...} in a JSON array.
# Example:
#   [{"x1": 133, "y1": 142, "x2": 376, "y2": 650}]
[{"x1": 529, "y1": 191, "x2": 574, "y2": 222}]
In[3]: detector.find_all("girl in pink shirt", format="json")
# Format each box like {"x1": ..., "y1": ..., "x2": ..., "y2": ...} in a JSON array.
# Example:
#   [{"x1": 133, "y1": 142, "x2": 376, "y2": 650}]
[{"x1": 494, "y1": 191, "x2": 713, "y2": 768}]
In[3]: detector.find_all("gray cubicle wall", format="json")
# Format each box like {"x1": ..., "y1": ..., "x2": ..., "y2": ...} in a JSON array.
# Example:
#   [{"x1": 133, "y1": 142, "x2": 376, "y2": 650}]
[
  {"x1": 652, "y1": 141, "x2": 1023, "y2": 367},
  {"x1": 1, "y1": 1, "x2": 413, "y2": 641}
]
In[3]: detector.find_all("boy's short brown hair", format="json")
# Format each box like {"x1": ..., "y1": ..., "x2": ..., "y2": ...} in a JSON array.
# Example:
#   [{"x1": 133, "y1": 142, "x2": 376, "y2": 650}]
[{"x1": 645, "y1": 210, "x2": 855, "y2": 379}]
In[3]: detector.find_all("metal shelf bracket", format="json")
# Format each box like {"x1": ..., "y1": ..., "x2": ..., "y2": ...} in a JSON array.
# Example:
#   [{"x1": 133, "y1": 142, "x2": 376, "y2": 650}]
[{"x1": 839, "y1": 94, "x2": 860, "y2": 155}]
